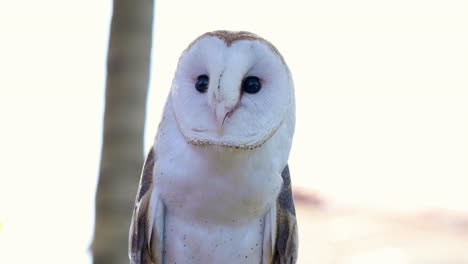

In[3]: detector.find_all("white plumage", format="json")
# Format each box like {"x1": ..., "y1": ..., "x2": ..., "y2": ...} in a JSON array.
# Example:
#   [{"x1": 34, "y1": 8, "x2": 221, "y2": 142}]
[{"x1": 129, "y1": 31, "x2": 298, "y2": 264}]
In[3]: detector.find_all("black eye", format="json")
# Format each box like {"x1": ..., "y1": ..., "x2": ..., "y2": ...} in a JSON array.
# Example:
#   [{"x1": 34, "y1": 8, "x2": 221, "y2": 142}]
[
  {"x1": 195, "y1": 75, "x2": 209, "y2": 93},
  {"x1": 242, "y1": 76, "x2": 262, "y2": 94}
]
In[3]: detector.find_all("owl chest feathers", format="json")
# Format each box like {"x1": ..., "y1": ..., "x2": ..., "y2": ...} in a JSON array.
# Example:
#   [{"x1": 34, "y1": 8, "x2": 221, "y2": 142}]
[
  {"x1": 156, "y1": 145, "x2": 282, "y2": 263},
  {"x1": 157, "y1": 150, "x2": 282, "y2": 223}
]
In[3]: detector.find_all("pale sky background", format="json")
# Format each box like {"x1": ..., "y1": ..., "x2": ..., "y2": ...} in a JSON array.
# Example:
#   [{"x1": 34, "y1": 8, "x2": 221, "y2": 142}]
[{"x1": 1, "y1": 0, "x2": 467, "y2": 263}]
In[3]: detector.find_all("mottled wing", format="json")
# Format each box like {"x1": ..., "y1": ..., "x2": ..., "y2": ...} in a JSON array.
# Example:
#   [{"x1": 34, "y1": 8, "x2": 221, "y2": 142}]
[
  {"x1": 129, "y1": 148, "x2": 165, "y2": 264},
  {"x1": 272, "y1": 165, "x2": 299, "y2": 264}
]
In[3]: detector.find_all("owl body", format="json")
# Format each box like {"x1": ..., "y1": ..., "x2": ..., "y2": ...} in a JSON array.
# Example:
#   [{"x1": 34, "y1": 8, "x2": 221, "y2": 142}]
[{"x1": 130, "y1": 31, "x2": 298, "y2": 264}]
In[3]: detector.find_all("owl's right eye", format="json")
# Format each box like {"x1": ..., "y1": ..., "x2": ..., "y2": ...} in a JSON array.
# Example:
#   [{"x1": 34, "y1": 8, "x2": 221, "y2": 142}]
[{"x1": 195, "y1": 75, "x2": 209, "y2": 93}]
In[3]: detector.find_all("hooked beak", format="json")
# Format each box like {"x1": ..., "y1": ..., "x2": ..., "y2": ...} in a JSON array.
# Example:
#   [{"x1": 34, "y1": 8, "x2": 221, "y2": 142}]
[{"x1": 214, "y1": 104, "x2": 233, "y2": 136}]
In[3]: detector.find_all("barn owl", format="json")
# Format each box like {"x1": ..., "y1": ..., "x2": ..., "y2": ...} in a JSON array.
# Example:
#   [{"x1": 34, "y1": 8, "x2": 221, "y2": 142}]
[{"x1": 129, "y1": 30, "x2": 297, "y2": 264}]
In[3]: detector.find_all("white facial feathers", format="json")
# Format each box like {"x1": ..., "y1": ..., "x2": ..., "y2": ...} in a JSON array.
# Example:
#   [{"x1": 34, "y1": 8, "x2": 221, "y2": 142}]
[
  {"x1": 171, "y1": 31, "x2": 294, "y2": 149},
  {"x1": 209, "y1": 45, "x2": 255, "y2": 134}
]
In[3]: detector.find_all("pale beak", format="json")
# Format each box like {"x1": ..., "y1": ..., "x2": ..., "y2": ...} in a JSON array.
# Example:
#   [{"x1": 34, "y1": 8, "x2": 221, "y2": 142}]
[{"x1": 215, "y1": 104, "x2": 232, "y2": 136}]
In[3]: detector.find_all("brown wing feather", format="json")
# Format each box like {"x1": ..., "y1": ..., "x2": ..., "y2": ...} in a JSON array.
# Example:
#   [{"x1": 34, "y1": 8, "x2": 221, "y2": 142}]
[
  {"x1": 272, "y1": 165, "x2": 299, "y2": 264},
  {"x1": 129, "y1": 148, "x2": 161, "y2": 264}
]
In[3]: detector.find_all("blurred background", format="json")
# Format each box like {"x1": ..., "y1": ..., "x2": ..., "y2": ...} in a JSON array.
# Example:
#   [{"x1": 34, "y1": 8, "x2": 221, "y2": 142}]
[{"x1": 1, "y1": 0, "x2": 467, "y2": 263}]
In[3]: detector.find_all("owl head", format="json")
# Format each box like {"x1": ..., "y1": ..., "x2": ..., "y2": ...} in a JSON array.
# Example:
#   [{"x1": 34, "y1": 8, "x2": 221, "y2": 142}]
[{"x1": 171, "y1": 31, "x2": 295, "y2": 150}]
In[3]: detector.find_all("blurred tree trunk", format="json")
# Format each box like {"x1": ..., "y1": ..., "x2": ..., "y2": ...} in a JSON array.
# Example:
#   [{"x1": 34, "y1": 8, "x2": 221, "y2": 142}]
[{"x1": 92, "y1": 0, "x2": 154, "y2": 263}]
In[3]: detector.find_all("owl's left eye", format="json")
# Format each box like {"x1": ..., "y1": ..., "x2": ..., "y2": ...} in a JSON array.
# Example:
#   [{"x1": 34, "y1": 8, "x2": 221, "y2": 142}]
[
  {"x1": 242, "y1": 76, "x2": 262, "y2": 94},
  {"x1": 195, "y1": 75, "x2": 209, "y2": 93}
]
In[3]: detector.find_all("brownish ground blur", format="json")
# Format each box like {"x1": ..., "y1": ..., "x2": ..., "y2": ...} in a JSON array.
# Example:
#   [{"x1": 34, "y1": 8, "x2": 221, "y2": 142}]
[{"x1": 294, "y1": 190, "x2": 468, "y2": 264}]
